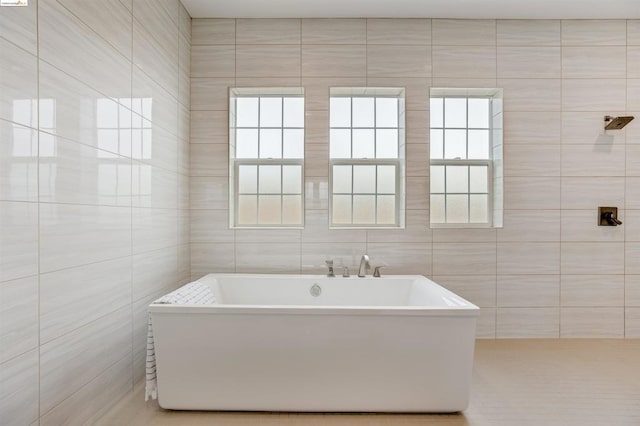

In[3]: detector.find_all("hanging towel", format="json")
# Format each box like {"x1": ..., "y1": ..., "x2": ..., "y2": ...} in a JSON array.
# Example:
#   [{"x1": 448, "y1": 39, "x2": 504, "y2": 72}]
[{"x1": 145, "y1": 281, "x2": 216, "y2": 401}]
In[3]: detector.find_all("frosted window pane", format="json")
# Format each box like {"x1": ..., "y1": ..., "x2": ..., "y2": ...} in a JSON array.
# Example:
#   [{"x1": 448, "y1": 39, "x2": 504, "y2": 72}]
[
  {"x1": 352, "y1": 97, "x2": 374, "y2": 127},
  {"x1": 430, "y1": 195, "x2": 445, "y2": 223},
  {"x1": 377, "y1": 165, "x2": 396, "y2": 194},
  {"x1": 431, "y1": 165, "x2": 445, "y2": 193},
  {"x1": 444, "y1": 129, "x2": 466, "y2": 159},
  {"x1": 258, "y1": 165, "x2": 281, "y2": 193},
  {"x1": 282, "y1": 195, "x2": 302, "y2": 224},
  {"x1": 282, "y1": 165, "x2": 301, "y2": 194},
  {"x1": 376, "y1": 98, "x2": 398, "y2": 127},
  {"x1": 283, "y1": 97, "x2": 304, "y2": 127},
  {"x1": 236, "y1": 129, "x2": 258, "y2": 158},
  {"x1": 238, "y1": 165, "x2": 257, "y2": 193},
  {"x1": 376, "y1": 129, "x2": 398, "y2": 158},
  {"x1": 258, "y1": 195, "x2": 281, "y2": 224},
  {"x1": 430, "y1": 129, "x2": 443, "y2": 159},
  {"x1": 259, "y1": 98, "x2": 282, "y2": 127},
  {"x1": 445, "y1": 98, "x2": 466, "y2": 128},
  {"x1": 430, "y1": 97, "x2": 443, "y2": 128},
  {"x1": 377, "y1": 195, "x2": 396, "y2": 224},
  {"x1": 353, "y1": 195, "x2": 375, "y2": 224},
  {"x1": 259, "y1": 129, "x2": 282, "y2": 158},
  {"x1": 470, "y1": 194, "x2": 488, "y2": 223},
  {"x1": 468, "y1": 98, "x2": 489, "y2": 129},
  {"x1": 352, "y1": 129, "x2": 374, "y2": 158},
  {"x1": 353, "y1": 165, "x2": 376, "y2": 194},
  {"x1": 330, "y1": 129, "x2": 351, "y2": 158},
  {"x1": 447, "y1": 195, "x2": 469, "y2": 223},
  {"x1": 238, "y1": 195, "x2": 257, "y2": 224},
  {"x1": 236, "y1": 98, "x2": 258, "y2": 127},
  {"x1": 333, "y1": 165, "x2": 352, "y2": 193},
  {"x1": 446, "y1": 166, "x2": 468, "y2": 193},
  {"x1": 332, "y1": 195, "x2": 352, "y2": 224},
  {"x1": 330, "y1": 97, "x2": 351, "y2": 127},
  {"x1": 470, "y1": 166, "x2": 488, "y2": 193},
  {"x1": 468, "y1": 130, "x2": 489, "y2": 159},
  {"x1": 283, "y1": 129, "x2": 304, "y2": 158}
]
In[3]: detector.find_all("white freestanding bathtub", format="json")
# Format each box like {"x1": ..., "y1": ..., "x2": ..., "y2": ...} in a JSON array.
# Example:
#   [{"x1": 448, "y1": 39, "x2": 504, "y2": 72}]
[{"x1": 149, "y1": 274, "x2": 479, "y2": 413}]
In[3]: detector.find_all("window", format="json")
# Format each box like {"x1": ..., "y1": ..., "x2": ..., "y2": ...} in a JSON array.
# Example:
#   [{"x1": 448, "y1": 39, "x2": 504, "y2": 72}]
[
  {"x1": 429, "y1": 88, "x2": 503, "y2": 228},
  {"x1": 329, "y1": 88, "x2": 405, "y2": 228},
  {"x1": 229, "y1": 88, "x2": 304, "y2": 228}
]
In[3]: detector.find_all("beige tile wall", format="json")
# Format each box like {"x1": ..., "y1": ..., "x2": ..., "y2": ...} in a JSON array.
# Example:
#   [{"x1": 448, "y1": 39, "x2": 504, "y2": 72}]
[
  {"x1": 190, "y1": 18, "x2": 640, "y2": 340},
  {"x1": 0, "y1": 0, "x2": 191, "y2": 424}
]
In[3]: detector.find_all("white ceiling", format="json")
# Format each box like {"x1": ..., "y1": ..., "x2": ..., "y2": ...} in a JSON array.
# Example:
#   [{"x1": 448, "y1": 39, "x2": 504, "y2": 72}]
[{"x1": 182, "y1": 0, "x2": 640, "y2": 19}]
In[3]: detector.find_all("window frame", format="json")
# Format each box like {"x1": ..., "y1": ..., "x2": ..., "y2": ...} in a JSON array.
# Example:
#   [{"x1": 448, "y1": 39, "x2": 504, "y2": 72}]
[
  {"x1": 229, "y1": 88, "x2": 305, "y2": 229},
  {"x1": 328, "y1": 88, "x2": 406, "y2": 229},
  {"x1": 429, "y1": 90, "x2": 502, "y2": 229}
]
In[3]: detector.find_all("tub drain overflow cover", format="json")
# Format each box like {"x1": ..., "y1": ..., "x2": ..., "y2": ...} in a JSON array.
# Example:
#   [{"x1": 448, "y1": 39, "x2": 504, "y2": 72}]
[{"x1": 310, "y1": 283, "x2": 322, "y2": 297}]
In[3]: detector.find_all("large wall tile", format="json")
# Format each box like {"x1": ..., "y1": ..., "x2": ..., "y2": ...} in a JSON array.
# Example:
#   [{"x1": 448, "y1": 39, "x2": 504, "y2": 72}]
[
  {"x1": 561, "y1": 20, "x2": 626, "y2": 46},
  {"x1": 39, "y1": 354, "x2": 132, "y2": 426},
  {"x1": 191, "y1": 242, "x2": 236, "y2": 276},
  {"x1": 0, "y1": 276, "x2": 38, "y2": 364},
  {"x1": 504, "y1": 144, "x2": 561, "y2": 176},
  {"x1": 132, "y1": 207, "x2": 178, "y2": 254},
  {"x1": 132, "y1": 66, "x2": 179, "y2": 137},
  {"x1": 40, "y1": 258, "x2": 131, "y2": 343},
  {"x1": 433, "y1": 243, "x2": 496, "y2": 275},
  {"x1": 0, "y1": 0, "x2": 37, "y2": 54},
  {"x1": 562, "y1": 47, "x2": 626, "y2": 78},
  {"x1": 0, "y1": 350, "x2": 39, "y2": 426},
  {"x1": 39, "y1": 0, "x2": 131, "y2": 101},
  {"x1": 366, "y1": 45, "x2": 430, "y2": 77},
  {"x1": 191, "y1": 45, "x2": 235, "y2": 77},
  {"x1": 57, "y1": 0, "x2": 132, "y2": 60},
  {"x1": 190, "y1": 110, "x2": 228, "y2": 142},
  {"x1": 626, "y1": 308, "x2": 640, "y2": 338},
  {"x1": 191, "y1": 78, "x2": 235, "y2": 111},
  {"x1": 302, "y1": 19, "x2": 366, "y2": 45},
  {"x1": 627, "y1": 243, "x2": 640, "y2": 274},
  {"x1": 561, "y1": 143, "x2": 626, "y2": 177},
  {"x1": 560, "y1": 275, "x2": 624, "y2": 307},
  {"x1": 301, "y1": 209, "x2": 366, "y2": 243},
  {"x1": 132, "y1": 22, "x2": 178, "y2": 98},
  {"x1": 0, "y1": 119, "x2": 38, "y2": 202},
  {"x1": 132, "y1": 163, "x2": 178, "y2": 209},
  {"x1": 432, "y1": 46, "x2": 496, "y2": 78},
  {"x1": 560, "y1": 307, "x2": 624, "y2": 337},
  {"x1": 236, "y1": 19, "x2": 300, "y2": 44},
  {"x1": 476, "y1": 308, "x2": 497, "y2": 338},
  {"x1": 39, "y1": 306, "x2": 131, "y2": 415},
  {"x1": 561, "y1": 111, "x2": 627, "y2": 145},
  {"x1": 504, "y1": 177, "x2": 560, "y2": 210},
  {"x1": 497, "y1": 242, "x2": 560, "y2": 275},
  {"x1": 0, "y1": 38, "x2": 38, "y2": 128},
  {"x1": 190, "y1": 143, "x2": 228, "y2": 177},
  {"x1": 190, "y1": 209, "x2": 234, "y2": 243},
  {"x1": 39, "y1": 135, "x2": 132, "y2": 207},
  {"x1": 190, "y1": 176, "x2": 228, "y2": 209},
  {"x1": 497, "y1": 275, "x2": 559, "y2": 307},
  {"x1": 432, "y1": 19, "x2": 496, "y2": 45},
  {"x1": 561, "y1": 242, "x2": 624, "y2": 275},
  {"x1": 503, "y1": 112, "x2": 561, "y2": 144},
  {"x1": 497, "y1": 20, "x2": 560, "y2": 46},
  {"x1": 39, "y1": 203, "x2": 131, "y2": 273},
  {"x1": 0, "y1": 201, "x2": 38, "y2": 282},
  {"x1": 192, "y1": 19, "x2": 235, "y2": 45},
  {"x1": 302, "y1": 45, "x2": 366, "y2": 77},
  {"x1": 367, "y1": 210, "x2": 431, "y2": 243},
  {"x1": 562, "y1": 79, "x2": 626, "y2": 111},
  {"x1": 236, "y1": 243, "x2": 301, "y2": 273},
  {"x1": 498, "y1": 47, "x2": 561, "y2": 78},
  {"x1": 498, "y1": 210, "x2": 561, "y2": 242},
  {"x1": 366, "y1": 19, "x2": 430, "y2": 45},
  {"x1": 560, "y1": 177, "x2": 625, "y2": 209},
  {"x1": 236, "y1": 45, "x2": 301, "y2": 78},
  {"x1": 496, "y1": 307, "x2": 559, "y2": 338},
  {"x1": 499, "y1": 79, "x2": 561, "y2": 112},
  {"x1": 133, "y1": 246, "x2": 179, "y2": 302},
  {"x1": 561, "y1": 210, "x2": 624, "y2": 242}
]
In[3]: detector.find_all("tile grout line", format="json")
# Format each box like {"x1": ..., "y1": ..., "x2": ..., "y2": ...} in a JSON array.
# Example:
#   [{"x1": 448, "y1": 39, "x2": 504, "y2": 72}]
[
  {"x1": 559, "y1": 19, "x2": 563, "y2": 338},
  {"x1": 36, "y1": 0, "x2": 41, "y2": 422},
  {"x1": 129, "y1": 0, "x2": 135, "y2": 391}
]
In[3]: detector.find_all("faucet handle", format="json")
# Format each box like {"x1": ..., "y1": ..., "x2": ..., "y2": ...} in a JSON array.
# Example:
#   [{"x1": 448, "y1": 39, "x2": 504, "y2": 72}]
[
  {"x1": 325, "y1": 259, "x2": 333, "y2": 266},
  {"x1": 373, "y1": 265, "x2": 385, "y2": 277},
  {"x1": 325, "y1": 259, "x2": 335, "y2": 277}
]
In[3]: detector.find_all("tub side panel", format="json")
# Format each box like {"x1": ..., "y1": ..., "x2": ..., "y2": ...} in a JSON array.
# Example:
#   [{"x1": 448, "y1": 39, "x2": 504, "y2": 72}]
[{"x1": 152, "y1": 310, "x2": 477, "y2": 412}]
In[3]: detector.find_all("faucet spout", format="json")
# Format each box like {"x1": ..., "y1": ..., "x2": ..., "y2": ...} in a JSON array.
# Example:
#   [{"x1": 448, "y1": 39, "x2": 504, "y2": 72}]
[{"x1": 358, "y1": 255, "x2": 370, "y2": 278}]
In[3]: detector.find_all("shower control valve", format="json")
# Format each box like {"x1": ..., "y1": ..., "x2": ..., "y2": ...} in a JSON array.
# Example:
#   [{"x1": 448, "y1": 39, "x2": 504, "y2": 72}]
[{"x1": 598, "y1": 207, "x2": 622, "y2": 226}]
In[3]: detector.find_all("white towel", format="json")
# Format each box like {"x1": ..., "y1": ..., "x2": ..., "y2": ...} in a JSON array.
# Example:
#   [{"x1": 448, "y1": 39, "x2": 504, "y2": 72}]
[{"x1": 145, "y1": 281, "x2": 216, "y2": 401}]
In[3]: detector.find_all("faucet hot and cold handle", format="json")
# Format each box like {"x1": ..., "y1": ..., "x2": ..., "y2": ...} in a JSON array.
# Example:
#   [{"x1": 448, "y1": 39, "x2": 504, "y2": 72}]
[
  {"x1": 325, "y1": 259, "x2": 335, "y2": 277},
  {"x1": 603, "y1": 211, "x2": 622, "y2": 226},
  {"x1": 373, "y1": 265, "x2": 385, "y2": 277}
]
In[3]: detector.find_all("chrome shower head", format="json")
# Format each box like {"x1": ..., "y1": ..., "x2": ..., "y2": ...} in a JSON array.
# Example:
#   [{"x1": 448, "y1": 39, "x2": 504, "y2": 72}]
[{"x1": 604, "y1": 115, "x2": 634, "y2": 130}]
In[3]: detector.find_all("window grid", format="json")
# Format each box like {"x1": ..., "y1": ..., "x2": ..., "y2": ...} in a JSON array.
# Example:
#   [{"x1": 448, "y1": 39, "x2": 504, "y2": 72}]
[
  {"x1": 231, "y1": 93, "x2": 304, "y2": 228},
  {"x1": 329, "y1": 94, "x2": 402, "y2": 227},
  {"x1": 430, "y1": 95, "x2": 493, "y2": 226}
]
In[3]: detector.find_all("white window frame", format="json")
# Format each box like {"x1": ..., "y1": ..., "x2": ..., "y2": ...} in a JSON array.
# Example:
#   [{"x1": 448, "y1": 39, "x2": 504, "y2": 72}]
[
  {"x1": 329, "y1": 88, "x2": 406, "y2": 229},
  {"x1": 229, "y1": 88, "x2": 305, "y2": 229},
  {"x1": 429, "y1": 89, "x2": 503, "y2": 229}
]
